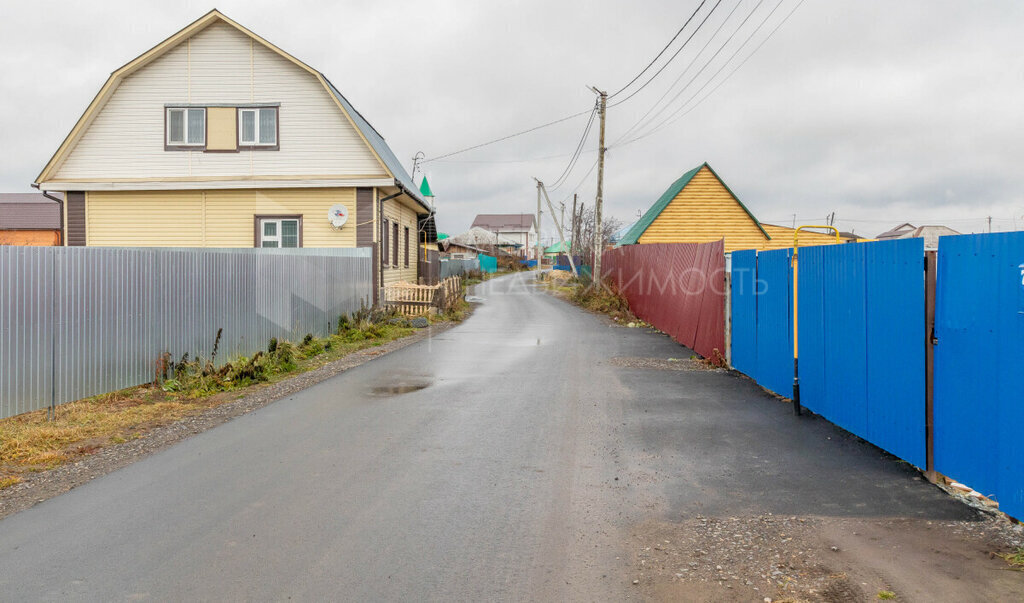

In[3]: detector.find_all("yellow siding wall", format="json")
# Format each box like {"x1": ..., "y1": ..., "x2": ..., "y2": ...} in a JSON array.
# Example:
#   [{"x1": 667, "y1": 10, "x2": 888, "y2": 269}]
[
  {"x1": 206, "y1": 107, "x2": 237, "y2": 151},
  {"x1": 87, "y1": 191, "x2": 205, "y2": 246},
  {"x1": 382, "y1": 196, "x2": 419, "y2": 285},
  {"x1": 86, "y1": 188, "x2": 357, "y2": 247},
  {"x1": 638, "y1": 166, "x2": 769, "y2": 253}
]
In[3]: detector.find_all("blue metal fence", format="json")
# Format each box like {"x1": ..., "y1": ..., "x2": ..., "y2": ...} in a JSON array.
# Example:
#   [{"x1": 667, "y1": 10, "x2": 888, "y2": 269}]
[
  {"x1": 797, "y1": 239, "x2": 926, "y2": 467},
  {"x1": 478, "y1": 254, "x2": 497, "y2": 273},
  {"x1": 730, "y1": 250, "x2": 758, "y2": 376},
  {"x1": 754, "y1": 248, "x2": 794, "y2": 398},
  {"x1": 729, "y1": 232, "x2": 1024, "y2": 516},
  {"x1": 934, "y1": 232, "x2": 1024, "y2": 518}
]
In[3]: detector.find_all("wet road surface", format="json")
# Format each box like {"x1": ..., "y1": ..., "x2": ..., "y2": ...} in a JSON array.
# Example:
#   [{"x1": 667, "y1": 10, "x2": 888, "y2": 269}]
[{"x1": 0, "y1": 272, "x2": 983, "y2": 601}]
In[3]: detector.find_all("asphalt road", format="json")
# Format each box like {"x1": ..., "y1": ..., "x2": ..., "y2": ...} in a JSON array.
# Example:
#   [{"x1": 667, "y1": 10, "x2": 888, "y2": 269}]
[{"x1": 0, "y1": 272, "x2": 978, "y2": 601}]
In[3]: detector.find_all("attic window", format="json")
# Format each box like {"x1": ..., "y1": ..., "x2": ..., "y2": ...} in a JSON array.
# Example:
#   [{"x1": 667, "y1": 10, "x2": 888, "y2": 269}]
[
  {"x1": 166, "y1": 107, "x2": 206, "y2": 148},
  {"x1": 238, "y1": 107, "x2": 278, "y2": 148}
]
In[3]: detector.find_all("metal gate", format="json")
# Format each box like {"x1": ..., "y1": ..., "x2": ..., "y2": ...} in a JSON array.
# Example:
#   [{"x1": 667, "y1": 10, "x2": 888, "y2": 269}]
[{"x1": 934, "y1": 232, "x2": 1024, "y2": 517}]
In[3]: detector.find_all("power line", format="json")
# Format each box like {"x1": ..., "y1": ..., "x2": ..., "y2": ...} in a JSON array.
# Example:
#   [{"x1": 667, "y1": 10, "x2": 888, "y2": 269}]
[
  {"x1": 550, "y1": 101, "x2": 600, "y2": 191},
  {"x1": 616, "y1": 0, "x2": 772, "y2": 146},
  {"x1": 559, "y1": 158, "x2": 599, "y2": 204},
  {"x1": 608, "y1": 0, "x2": 711, "y2": 99},
  {"x1": 422, "y1": 107, "x2": 594, "y2": 163},
  {"x1": 616, "y1": 0, "x2": 807, "y2": 148},
  {"x1": 608, "y1": 0, "x2": 726, "y2": 110},
  {"x1": 612, "y1": 0, "x2": 751, "y2": 145},
  {"x1": 428, "y1": 150, "x2": 596, "y2": 164}
]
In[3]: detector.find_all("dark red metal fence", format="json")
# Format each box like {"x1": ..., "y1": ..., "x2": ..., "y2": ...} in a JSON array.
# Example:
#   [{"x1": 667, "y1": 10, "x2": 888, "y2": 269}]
[{"x1": 602, "y1": 240, "x2": 726, "y2": 359}]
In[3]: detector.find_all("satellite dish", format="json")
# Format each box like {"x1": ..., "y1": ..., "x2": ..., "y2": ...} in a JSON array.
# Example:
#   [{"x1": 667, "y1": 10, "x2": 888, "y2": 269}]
[{"x1": 328, "y1": 204, "x2": 349, "y2": 229}]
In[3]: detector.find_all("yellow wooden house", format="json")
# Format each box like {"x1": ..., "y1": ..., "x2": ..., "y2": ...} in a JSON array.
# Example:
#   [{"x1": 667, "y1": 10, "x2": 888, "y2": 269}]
[
  {"x1": 616, "y1": 163, "x2": 840, "y2": 252},
  {"x1": 33, "y1": 9, "x2": 435, "y2": 295}
]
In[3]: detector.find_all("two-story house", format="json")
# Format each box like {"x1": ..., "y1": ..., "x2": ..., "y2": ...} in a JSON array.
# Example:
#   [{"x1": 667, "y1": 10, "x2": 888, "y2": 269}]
[
  {"x1": 33, "y1": 10, "x2": 434, "y2": 297},
  {"x1": 470, "y1": 214, "x2": 537, "y2": 259}
]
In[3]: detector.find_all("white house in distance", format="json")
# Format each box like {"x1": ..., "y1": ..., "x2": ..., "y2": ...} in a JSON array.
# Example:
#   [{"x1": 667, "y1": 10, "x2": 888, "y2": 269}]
[{"x1": 470, "y1": 214, "x2": 537, "y2": 259}]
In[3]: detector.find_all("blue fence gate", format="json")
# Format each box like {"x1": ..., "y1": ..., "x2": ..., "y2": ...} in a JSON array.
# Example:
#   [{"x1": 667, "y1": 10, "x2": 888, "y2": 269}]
[
  {"x1": 934, "y1": 232, "x2": 1024, "y2": 518},
  {"x1": 797, "y1": 238, "x2": 926, "y2": 468}
]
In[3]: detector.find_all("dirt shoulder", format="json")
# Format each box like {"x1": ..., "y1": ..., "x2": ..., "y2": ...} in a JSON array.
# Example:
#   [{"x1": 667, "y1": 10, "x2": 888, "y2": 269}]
[
  {"x1": 629, "y1": 511, "x2": 1024, "y2": 602},
  {"x1": 0, "y1": 322, "x2": 455, "y2": 521}
]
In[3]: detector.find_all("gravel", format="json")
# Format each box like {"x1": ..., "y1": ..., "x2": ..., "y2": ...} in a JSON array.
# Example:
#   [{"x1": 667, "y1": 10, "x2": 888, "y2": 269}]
[
  {"x1": 631, "y1": 511, "x2": 1024, "y2": 602},
  {"x1": 609, "y1": 356, "x2": 726, "y2": 372}
]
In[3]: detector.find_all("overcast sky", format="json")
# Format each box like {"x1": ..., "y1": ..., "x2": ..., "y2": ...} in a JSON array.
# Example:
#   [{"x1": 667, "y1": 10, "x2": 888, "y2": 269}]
[{"x1": 3, "y1": 0, "x2": 1024, "y2": 240}]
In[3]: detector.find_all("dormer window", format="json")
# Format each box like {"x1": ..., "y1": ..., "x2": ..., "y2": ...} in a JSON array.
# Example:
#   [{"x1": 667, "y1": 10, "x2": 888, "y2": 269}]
[
  {"x1": 239, "y1": 107, "x2": 278, "y2": 147},
  {"x1": 166, "y1": 107, "x2": 206, "y2": 148}
]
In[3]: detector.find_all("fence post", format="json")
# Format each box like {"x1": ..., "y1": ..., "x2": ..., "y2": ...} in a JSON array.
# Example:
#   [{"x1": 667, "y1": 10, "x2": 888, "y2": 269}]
[
  {"x1": 724, "y1": 269, "x2": 732, "y2": 367},
  {"x1": 924, "y1": 250, "x2": 938, "y2": 483}
]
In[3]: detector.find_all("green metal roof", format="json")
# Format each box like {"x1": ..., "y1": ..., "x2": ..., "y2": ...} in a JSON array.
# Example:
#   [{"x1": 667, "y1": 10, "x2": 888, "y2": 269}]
[
  {"x1": 419, "y1": 176, "x2": 434, "y2": 197},
  {"x1": 615, "y1": 162, "x2": 770, "y2": 246},
  {"x1": 543, "y1": 240, "x2": 571, "y2": 254}
]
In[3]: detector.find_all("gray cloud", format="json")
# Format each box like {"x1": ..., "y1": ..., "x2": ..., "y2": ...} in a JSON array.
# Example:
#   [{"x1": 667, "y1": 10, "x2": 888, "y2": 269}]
[{"x1": 3, "y1": 0, "x2": 1023, "y2": 241}]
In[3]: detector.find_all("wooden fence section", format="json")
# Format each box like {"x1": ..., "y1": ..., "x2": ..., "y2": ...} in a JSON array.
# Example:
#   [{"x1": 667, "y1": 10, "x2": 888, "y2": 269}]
[{"x1": 383, "y1": 276, "x2": 462, "y2": 316}]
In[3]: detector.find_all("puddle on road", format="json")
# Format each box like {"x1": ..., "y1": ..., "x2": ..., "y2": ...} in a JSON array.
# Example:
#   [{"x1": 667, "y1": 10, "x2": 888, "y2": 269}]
[{"x1": 369, "y1": 379, "x2": 432, "y2": 397}]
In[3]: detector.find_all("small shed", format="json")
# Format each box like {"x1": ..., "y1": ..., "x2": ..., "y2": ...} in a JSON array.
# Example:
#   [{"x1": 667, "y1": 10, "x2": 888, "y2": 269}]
[{"x1": 0, "y1": 193, "x2": 62, "y2": 246}]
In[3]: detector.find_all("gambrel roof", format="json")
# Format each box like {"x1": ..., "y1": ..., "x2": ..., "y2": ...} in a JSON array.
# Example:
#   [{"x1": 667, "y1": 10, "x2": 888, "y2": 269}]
[{"x1": 34, "y1": 9, "x2": 428, "y2": 211}]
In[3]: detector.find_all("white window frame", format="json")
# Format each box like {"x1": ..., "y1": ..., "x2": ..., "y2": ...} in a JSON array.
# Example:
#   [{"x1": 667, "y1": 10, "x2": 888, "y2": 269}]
[
  {"x1": 165, "y1": 107, "x2": 206, "y2": 147},
  {"x1": 238, "y1": 107, "x2": 278, "y2": 147},
  {"x1": 259, "y1": 218, "x2": 301, "y2": 248}
]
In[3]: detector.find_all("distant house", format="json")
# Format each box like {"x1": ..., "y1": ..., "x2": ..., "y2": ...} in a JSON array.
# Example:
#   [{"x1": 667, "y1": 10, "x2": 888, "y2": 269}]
[
  {"x1": 876, "y1": 223, "x2": 960, "y2": 250},
  {"x1": 443, "y1": 227, "x2": 520, "y2": 258},
  {"x1": 33, "y1": 9, "x2": 434, "y2": 298},
  {"x1": 438, "y1": 240, "x2": 485, "y2": 260},
  {"x1": 616, "y1": 163, "x2": 840, "y2": 253},
  {"x1": 0, "y1": 193, "x2": 62, "y2": 246},
  {"x1": 875, "y1": 223, "x2": 917, "y2": 241},
  {"x1": 471, "y1": 214, "x2": 537, "y2": 259}
]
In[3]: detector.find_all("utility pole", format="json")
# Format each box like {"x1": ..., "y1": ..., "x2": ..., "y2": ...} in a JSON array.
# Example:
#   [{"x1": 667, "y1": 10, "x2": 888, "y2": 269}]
[
  {"x1": 570, "y1": 193, "x2": 578, "y2": 256},
  {"x1": 987, "y1": 216, "x2": 992, "y2": 233},
  {"x1": 589, "y1": 86, "x2": 607, "y2": 284},
  {"x1": 536, "y1": 181, "x2": 543, "y2": 272},
  {"x1": 535, "y1": 180, "x2": 579, "y2": 277}
]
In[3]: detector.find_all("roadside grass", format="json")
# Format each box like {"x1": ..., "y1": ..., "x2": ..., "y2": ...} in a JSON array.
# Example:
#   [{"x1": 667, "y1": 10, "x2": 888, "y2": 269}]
[
  {"x1": 0, "y1": 308, "x2": 429, "y2": 489},
  {"x1": 462, "y1": 268, "x2": 501, "y2": 289},
  {"x1": 539, "y1": 271, "x2": 638, "y2": 323},
  {"x1": 997, "y1": 547, "x2": 1024, "y2": 571}
]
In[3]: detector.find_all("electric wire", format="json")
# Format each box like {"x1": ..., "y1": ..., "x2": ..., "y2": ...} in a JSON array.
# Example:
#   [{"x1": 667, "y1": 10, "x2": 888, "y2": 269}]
[
  {"x1": 616, "y1": 0, "x2": 807, "y2": 148},
  {"x1": 422, "y1": 107, "x2": 595, "y2": 163},
  {"x1": 549, "y1": 100, "x2": 600, "y2": 191},
  {"x1": 611, "y1": 0, "x2": 750, "y2": 145},
  {"x1": 608, "y1": 0, "x2": 711, "y2": 99},
  {"x1": 614, "y1": 0, "x2": 769, "y2": 146},
  {"x1": 607, "y1": 0, "x2": 726, "y2": 109}
]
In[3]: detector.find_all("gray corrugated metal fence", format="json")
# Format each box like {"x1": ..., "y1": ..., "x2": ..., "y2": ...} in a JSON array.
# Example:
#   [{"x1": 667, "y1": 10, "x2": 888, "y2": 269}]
[
  {"x1": 0, "y1": 246, "x2": 372, "y2": 419},
  {"x1": 440, "y1": 258, "x2": 479, "y2": 279}
]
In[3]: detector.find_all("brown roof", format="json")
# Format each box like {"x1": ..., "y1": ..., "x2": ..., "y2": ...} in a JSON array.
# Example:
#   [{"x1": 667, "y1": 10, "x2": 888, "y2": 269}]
[
  {"x1": 0, "y1": 193, "x2": 61, "y2": 230},
  {"x1": 471, "y1": 213, "x2": 536, "y2": 231},
  {"x1": 875, "y1": 223, "x2": 917, "y2": 240}
]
